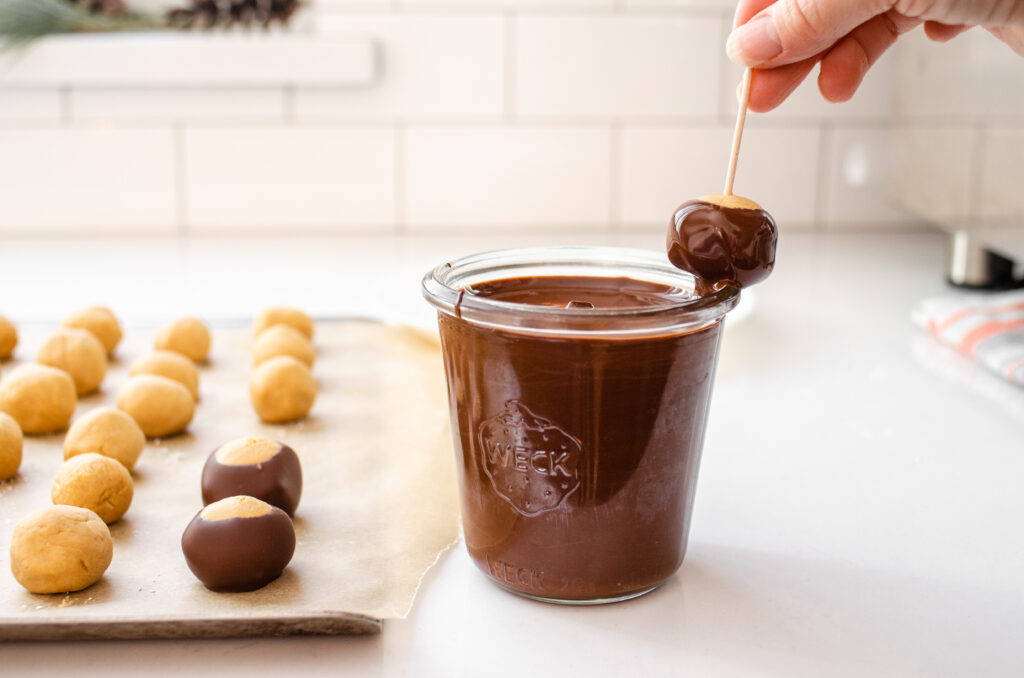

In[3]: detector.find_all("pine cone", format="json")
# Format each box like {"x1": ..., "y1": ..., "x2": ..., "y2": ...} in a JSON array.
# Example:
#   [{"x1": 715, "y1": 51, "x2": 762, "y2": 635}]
[
  {"x1": 166, "y1": 0, "x2": 302, "y2": 29},
  {"x1": 73, "y1": 0, "x2": 127, "y2": 15}
]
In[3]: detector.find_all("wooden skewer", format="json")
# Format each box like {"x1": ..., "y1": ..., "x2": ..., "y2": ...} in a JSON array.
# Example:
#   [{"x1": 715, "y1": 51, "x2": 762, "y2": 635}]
[{"x1": 723, "y1": 68, "x2": 754, "y2": 197}]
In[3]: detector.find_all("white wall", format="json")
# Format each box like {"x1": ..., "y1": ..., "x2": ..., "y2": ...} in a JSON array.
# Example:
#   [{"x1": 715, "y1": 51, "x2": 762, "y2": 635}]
[{"x1": 0, "y1": 0, "x2": 1021, "y2": 237}]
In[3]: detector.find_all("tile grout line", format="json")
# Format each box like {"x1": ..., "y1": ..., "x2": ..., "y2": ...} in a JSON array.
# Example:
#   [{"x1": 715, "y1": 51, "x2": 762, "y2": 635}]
[
  {"x1": 173, "y1": 124, "x2": 189, "y2": 237},
  {"x1": 2, "y1": 115, "x2": 999, "y2": 132},
  {"x1": 815, "y1": 121, "x2": 833, "y2": 231},
  {"x1": 394, "y1": 123, "x2": 408, "y2": 235}
]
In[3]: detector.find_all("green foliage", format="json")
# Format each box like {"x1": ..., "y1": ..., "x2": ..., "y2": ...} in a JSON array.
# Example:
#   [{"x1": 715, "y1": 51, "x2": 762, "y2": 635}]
[{"x1": 0, "y1": 0, "x2": 162, "y2": 48}]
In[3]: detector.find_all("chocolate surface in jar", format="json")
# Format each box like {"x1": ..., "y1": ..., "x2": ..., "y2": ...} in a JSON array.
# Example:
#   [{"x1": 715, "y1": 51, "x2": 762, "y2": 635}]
[{"x1": 437, "y1": 273, "x2": 725, "y2": 602}]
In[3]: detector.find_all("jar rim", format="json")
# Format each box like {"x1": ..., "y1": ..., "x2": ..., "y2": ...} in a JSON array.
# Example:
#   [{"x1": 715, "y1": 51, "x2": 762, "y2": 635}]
[{"x1": 421, "y1": 246, "x2": 739, "y2": 338}]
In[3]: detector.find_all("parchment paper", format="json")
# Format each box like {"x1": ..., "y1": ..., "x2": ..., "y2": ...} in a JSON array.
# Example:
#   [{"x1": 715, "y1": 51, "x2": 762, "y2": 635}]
[{"x1": 0, "y1": 320, "x2": 459, "y2": 639}]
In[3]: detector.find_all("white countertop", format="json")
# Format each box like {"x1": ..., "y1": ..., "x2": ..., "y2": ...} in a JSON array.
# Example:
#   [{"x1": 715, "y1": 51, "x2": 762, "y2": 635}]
[{"x1": 2, "y1": 230, "x2": 1023, "y2": 677}]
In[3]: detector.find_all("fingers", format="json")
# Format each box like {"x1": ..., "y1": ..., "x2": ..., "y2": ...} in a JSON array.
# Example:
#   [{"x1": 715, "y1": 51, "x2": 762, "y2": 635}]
[
  {"x1": 988, "y1": 25, "x2": 1024, "y2": 56},
  {"x1": 816, "y1": 10, "x2": 920, "y2": 102},
  {"x1": 727, "y1": 0, "x2": 896, "y2": 67},
  {"x1": 747, "y1": 58, "x2": 820, "y2": 112},
  {"x1": 923, "y1": 21, "x2": 971, "y2": 42}
]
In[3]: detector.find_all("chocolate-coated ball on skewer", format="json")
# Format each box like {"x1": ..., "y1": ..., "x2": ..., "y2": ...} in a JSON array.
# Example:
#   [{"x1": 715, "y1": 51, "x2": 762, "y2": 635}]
[{"x1": 667, "y1": 193, "x2": 777, "y2": 295}]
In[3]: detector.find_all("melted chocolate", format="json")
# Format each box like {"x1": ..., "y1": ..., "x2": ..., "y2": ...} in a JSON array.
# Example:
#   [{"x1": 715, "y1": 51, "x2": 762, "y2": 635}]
[
  {"x1": 440, "y1": 276, "x2": 721, "y2": 601},
  {"x1": 667, "y1": 200, "x2": 777, "y2": 294},
  {"x1": 201, "y1": 442, "x2": 303, "y2": 517},
  {"x1": 466, "y1": 276, "x2": 686, "y2": 308},
  {"x1": 181, "y1": 507, "x2": 295, "y2": 593}
]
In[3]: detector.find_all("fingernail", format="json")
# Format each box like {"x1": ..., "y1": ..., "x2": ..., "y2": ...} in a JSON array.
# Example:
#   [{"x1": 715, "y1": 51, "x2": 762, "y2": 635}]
[{"x1": 726, "y1": 15, "x2": 782, "y2": 65}]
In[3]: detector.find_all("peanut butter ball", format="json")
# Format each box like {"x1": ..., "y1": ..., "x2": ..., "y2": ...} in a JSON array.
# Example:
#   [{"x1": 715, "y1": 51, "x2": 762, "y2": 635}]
[
  {"x1": 0, "y1": 411, "x2": 23, "y2": 481},
  {"x1": 0, "y1": 314, "x2": 17, "y2": 359},
  {"x1": 52, "y1": 453, "x2": 133, "y2": 524},
  {"x1": 62, "y1": 306, "x2": 123, "y2": 355},
  {"x1": 117, "y1": 374, "x2": 195, "y2": 438},
  {"x1": 0, "y1": 364, "x2": 77, "y2": 435},
  {"x1": 36, "y1": 328, "x2": 108, "y2": 396},
  {"x1": 253, "y1": 307, "x2": 313, "y2": 340},
  {"x1": 155, "y1": 317, "x2": 211, "y2": 363},
  {"x1": 181, "y1": 495, "x2": 295, "y2": 592},
  {"x1": 130, "y1": 350, "x2": 199, "y2": 400},
  {"x1": 10, "y1": 505, "x2": 113, "y2": 594},
  {"x1": 63, "y1": 407, "x2": 146, "y2": 471},
  {"x1": 252, "y1": 324, "x2": 315, "y2": 368},
  {"x1": 249, "y1": 355, "x2": 317, "y2": 423}
]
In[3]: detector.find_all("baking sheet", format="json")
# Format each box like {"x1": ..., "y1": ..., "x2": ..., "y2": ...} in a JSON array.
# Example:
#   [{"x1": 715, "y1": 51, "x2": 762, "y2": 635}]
[{"x1": 0, "y1": 320, "x2": 459, "y2": 640}]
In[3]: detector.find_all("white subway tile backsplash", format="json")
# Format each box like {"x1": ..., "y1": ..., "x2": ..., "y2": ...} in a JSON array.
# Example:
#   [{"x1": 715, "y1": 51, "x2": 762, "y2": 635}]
[
  {"x1": 889, "y1": 127, "x2": 976, "y2": 226},
  {"x1": 0, "y1": 128, "x2": 175, "y2": 232},
  {"x1": 979, "y1": 128, "x2": 1024, "y2": 222},
  {"x1": 299, "y1": 15, "x2": 503, "y2": 119},
  {"x1": 184, "y1": 126, "x2": 395, "y2": 231},
  {"x1": 823, "y1": 127, "x2": 917, "y2": 228},
  {"x1": 620, "y1": 124, "x2": 821, "y2": 228},
  {"x1": 892, "y1": 30, "x2": 1024, "y2": 119},
  {"x1": 406, "y1": 126, "x2": 611, "y2": 229},
  {"x1": 0, "y1": 7, "x2": 1015, "y2": 238},
  {"x1": 71, "y1": 88, "x2": 286, "y2": 122},
  {"x1": 620, "y1": 125, "x2": 730, "y2": 227},
  {"x1": 0, "y1": 89, "x2": 62, "y2": 121},
  {"x1": 515, "y1": 16, "x2": 721, "y2": 118}
]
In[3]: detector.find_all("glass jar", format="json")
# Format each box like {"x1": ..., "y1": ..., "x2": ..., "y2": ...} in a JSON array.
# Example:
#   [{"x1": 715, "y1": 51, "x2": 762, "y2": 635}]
[{"x1": 423, "y1": 246, "x2": 738, "y2": 604}]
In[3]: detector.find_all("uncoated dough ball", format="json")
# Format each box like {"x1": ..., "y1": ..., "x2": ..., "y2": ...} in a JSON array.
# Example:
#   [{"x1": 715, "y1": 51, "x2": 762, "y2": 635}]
[
  {"x1": 0, "y1": 314, "x2": 17, "y2": 359},
  {"x1": 63, "y1": 407, "x2": 146, "y2": 471},
  {"x1": 130, "y1": 350, "x2": 199, "y2": 400},
  {"x1": 253, "y1": 307, "x2": 313, "y2": 340},
  {"x1": 52, "y1": 453, "x2": 134, "y2": 524},
  {"x1": 62, "y1": 306, "x2": 123, "y2": 355},
  {"x1": 10, "y1": 505, "x2": 113, "y2": 594},
  {"x1": 154, "y1": 317, "x2": 211, "y2": 363},
  {"x1": 0, "y1": 411, "x2": 23, "y2": 481},
  {"x1": 249, "y1": 355, "x2": 317, "y2": 423},
  {"x1": 0, "y1": 364, "x2": 77, "y2": 435},
  {"x1": 252, "y1": 324, "x2": 315, "y2": 368},
  {"x1": 36, "y1": 327, "x2": 108, "y2": 395},
  {"x1": 117, "y1": 374, "x2": 195, "y2": 438}
]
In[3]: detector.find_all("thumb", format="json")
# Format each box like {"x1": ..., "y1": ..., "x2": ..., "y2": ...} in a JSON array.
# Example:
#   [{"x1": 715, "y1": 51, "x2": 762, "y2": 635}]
[{"x1": 727, "y1": 0, "x2": 895, "y2": 67}]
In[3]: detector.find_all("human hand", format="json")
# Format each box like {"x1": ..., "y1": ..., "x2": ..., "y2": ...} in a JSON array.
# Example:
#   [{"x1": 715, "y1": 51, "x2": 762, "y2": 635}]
[{"x1": 726, "y1": 0, "x2": 1024, "y2": 112}]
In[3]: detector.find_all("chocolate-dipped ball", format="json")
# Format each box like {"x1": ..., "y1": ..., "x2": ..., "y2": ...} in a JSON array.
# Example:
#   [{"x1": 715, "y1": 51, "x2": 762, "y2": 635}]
[
  {"x1": 667, "y1": 194, "x2": 777, "y2": 295},
  {"x1": 181, "y1": 495, "x2": 295, "y2": 593},
  {"x1": 202, "y1": 438, "x2": 302, "y2": 516}
]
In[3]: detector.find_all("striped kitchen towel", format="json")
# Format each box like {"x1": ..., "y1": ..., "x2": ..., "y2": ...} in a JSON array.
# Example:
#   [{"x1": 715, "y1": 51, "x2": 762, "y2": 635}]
[{"x1": 913, "y1": 289, "x2": 1024, "y2": 386}]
